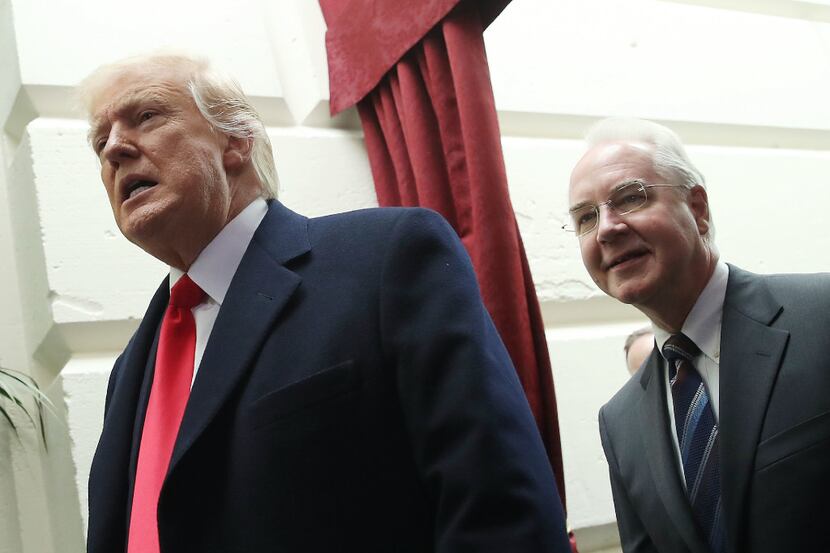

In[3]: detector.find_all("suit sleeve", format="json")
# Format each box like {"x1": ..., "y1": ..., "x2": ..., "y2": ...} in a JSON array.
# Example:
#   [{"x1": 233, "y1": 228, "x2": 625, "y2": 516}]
[
  {"x1": 599, "y1": 407, "x2": 658, "y2": 553},
  {"x1": 378, "y1": 208, "x2": 570, "y2": 553}
]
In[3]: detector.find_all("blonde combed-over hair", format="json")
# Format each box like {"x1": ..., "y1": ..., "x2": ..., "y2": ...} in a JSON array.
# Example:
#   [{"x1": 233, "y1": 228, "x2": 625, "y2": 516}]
[{"x1": 78, "y1": 53, "x2": 279, "y2": 199}]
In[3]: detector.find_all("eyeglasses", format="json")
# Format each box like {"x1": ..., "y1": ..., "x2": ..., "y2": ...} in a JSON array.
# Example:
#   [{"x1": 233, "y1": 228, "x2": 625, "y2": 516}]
[{"x1": 563, "y1": 181, "x2": 686, "y2": 237}]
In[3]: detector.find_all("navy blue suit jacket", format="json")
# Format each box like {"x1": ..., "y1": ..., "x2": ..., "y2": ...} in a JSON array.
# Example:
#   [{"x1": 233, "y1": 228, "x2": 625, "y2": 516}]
[{"x1": 87, "y1": 201, "x2": 569, "y2": 553}]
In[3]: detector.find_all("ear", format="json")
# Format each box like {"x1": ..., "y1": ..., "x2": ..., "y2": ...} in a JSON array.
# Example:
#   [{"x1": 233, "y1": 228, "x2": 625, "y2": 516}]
[
  {"x1": 223, "y1": 135, "x2": 253, "y2": 172},
  {"x1": 688, "y1": 185, "x2": 711, "y2": 236}
]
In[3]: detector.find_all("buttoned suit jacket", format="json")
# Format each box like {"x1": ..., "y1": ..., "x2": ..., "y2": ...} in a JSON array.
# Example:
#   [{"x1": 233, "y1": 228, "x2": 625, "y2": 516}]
[
  {"x1": 87, "y1": 201, "x2": 570, "y2": 553},
  {"x1": 599, "y1": 264, "x2": 830, "y2": 553}
]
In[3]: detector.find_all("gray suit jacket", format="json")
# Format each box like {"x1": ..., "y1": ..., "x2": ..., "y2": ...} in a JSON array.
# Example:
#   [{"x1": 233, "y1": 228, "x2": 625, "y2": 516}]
[{"x1": 599, "y1": 264, "x2": 830, "y2": 553}]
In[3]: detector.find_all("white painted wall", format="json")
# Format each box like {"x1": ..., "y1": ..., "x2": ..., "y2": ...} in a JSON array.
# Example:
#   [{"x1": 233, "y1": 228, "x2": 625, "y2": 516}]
[{"x1": 1, "y1": 1, "x2": 828, "y2": 551}]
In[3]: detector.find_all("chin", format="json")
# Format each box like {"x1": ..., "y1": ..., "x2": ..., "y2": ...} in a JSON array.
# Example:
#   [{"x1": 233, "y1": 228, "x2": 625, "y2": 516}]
[
  {"x1": 611, "y1": 291, "x2": 637, "y2": 305},
  {"x1": 610, "y1": 282, "x2": 650, "y2": 306},
  {"x1": 121, "y1": 192, "x2": 180, "y2": 232},
  {"x1": 119, "y1": 209, "x2": 166, "y2": 246}
]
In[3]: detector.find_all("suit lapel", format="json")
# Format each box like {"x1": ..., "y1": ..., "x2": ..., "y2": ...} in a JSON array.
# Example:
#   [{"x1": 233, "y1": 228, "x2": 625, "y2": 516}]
[
  {"x1": 719, "y1": 265, "x2": 787, "y2": 552},
  {"x1": 638, "y1": 354, "x2": 710, "y2": 553},
  {"x1": 89, "y1": 278, "x2": 169, "y2": 539},
  {"x1": 168, "y1": 201, "x2": 310, "y2": 475},
  {"x1": 126, "y1": 323, "x2": 161, "y2": 514}
]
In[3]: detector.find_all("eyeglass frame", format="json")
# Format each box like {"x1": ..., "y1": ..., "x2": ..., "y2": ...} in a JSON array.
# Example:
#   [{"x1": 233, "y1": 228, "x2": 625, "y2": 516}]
[{"x1": 562, "y1": 180, "x2": 688, "y2": 237}]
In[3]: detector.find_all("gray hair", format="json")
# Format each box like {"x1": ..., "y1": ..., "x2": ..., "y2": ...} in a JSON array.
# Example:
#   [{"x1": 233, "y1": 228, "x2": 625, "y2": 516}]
[
  {"x1": 78, "y1": 53, "x2": 279, "y2": 199},
  {"x1": 585, "y1": 117, "x2": 713, "y2": 239},
  {"x1": 585, "y1": 118, "x2": 705, "y2": 191}
]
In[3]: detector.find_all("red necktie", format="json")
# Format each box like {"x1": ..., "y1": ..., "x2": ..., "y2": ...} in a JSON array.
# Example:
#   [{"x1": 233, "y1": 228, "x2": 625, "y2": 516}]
[{"x1": 128, "y1": 274, "x2": 204, "y2": 553}]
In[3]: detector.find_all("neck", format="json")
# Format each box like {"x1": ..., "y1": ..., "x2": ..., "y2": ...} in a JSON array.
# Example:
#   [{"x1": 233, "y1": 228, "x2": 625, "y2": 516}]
[
  {"x1": 141, "y1": 225, "x2": 220, "y2": 272},
  {"x1": 640, "y1": 246, "x2": 719, "y2": 333},
  {"x1": 138, "y1": 177, "x2": 263, "y2": 271}
]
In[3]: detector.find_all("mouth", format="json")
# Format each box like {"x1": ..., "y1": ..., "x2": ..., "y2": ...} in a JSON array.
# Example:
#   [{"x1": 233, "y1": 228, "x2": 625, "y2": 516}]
[
  {"x1": 121, "y1": 177, "x2": 158, "y2": 202},
  {"x1": 605, "y1": 248, "x2": 649, "y2": 271}
]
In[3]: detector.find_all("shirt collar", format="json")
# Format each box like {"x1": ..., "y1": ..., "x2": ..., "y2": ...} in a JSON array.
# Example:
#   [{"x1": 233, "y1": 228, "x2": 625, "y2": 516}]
[
  {"x1": 654, "y1": 260, "x2": 729, "y2": 363},
  {"x1": 170, "y1": 197, "x2": 269, "y2": 305}
]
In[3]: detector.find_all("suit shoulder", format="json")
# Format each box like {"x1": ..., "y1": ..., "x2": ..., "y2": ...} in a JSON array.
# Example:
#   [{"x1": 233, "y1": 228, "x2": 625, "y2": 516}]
[
  {"x1": 730, "y1": 264, "x2": 830, "y2": 291},
  {"x1": 311, "y1": 206, "x2": 446, "y2": 228},
  {"x1": 758, "y1": 270, "x2": 830, "y2": 313},
  {"x1": 308, "y1": 207, "x2": 456, "y2": 246},
  {"x1": 727, "y1": 264, "x2": 830, "y2": 315},
  {"x1": 764, "y1": 270, "x2": 830, "y2": 293}
]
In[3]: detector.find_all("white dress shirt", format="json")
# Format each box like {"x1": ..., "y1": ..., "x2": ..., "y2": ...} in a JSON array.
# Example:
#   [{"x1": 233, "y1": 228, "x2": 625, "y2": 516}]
[
  {"x1": 169, "y1": 198, "x2": 268, "y2": 386},
  {"x1": 653, "y1": 260, "x2": 729, "y2": 482}
]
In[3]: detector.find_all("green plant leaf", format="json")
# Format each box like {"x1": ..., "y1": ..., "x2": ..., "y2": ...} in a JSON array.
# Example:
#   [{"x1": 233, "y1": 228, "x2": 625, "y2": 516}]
[
  {"x1": 0, "y1": 399, "x2": 17, "y2": 428},
  {"x1": 1, "y1": 369, "x2": 54, "y2": 409},
  {"x1": 0, "y1": 367, "x2": 55, "y2": 449},
  {"x1": 0, "y1": 384, "x2": 21, "y2": 441}
]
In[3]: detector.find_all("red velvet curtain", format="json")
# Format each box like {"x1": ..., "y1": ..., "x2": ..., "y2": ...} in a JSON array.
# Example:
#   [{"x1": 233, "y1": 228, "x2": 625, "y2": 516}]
[{"x1": 318, "y1": 0, "x2": 566, "y2": 512}]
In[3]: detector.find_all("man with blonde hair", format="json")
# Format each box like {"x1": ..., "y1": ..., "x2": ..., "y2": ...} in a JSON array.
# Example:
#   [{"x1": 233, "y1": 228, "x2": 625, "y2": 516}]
[
  {"x1": 567, "y1": 117, "x2": 830, "y2": 553},
  {"x1": 81, "y1": 53, "x2": 569, "y2": 553}
]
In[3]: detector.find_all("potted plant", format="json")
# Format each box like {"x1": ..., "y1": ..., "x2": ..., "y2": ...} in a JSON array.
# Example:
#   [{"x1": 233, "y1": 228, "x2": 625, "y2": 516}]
[{"x1": 0, "y1": 366, "x2": 51, "y2": 447}]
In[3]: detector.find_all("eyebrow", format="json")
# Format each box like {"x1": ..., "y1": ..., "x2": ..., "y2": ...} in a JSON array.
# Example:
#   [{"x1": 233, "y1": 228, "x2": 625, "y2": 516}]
[
  {"x1": 568, "y1": 200, "x2": 591, "y2": 213},
  {"x1": 568, "y1": 178, "x2": 647, "y2": 212},
  {"x1": 87, "y1": 89, "x2": 174, "y2": 146}
]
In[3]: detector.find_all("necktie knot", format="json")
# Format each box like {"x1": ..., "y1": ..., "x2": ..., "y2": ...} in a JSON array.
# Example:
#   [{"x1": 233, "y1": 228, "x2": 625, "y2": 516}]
[
  {"x1": 170, "y1": 274, "x2": 205, "y2": 309},
  {"x1": 662, "y1": 333, "x2": 700, "y2": 365}
]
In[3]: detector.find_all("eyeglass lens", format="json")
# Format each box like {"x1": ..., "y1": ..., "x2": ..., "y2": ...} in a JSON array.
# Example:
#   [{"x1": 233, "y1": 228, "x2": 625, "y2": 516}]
[{"x1": 570, "y1": 183, "x2": 648, "y2": 236}]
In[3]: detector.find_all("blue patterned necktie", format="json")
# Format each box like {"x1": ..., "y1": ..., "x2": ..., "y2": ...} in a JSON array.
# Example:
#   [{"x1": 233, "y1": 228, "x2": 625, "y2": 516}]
[{"x1": 663, "y1": 334, "x2": 724, "y2": 553}]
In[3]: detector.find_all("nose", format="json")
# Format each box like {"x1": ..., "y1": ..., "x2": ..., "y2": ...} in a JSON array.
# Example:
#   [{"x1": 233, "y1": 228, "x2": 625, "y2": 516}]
[
  {"x1": 102, "y1": 124, "x2": 139, "y2": 166},
  {"x1": 595, "y1": 203, "x2": 629, "y2": 243}
]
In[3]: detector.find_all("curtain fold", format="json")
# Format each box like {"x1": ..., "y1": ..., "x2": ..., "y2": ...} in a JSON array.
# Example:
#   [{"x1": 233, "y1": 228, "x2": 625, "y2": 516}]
[
  {"x1": 320, "y1": 0, "x2": 512, "y2": 116},
  {"x1": 319, "y1": 0, "x2": 567, "y2": 515}
]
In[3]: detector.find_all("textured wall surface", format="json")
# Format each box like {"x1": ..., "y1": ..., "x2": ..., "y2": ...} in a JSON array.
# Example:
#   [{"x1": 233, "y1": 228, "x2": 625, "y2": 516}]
[{"x1": 1, "y1": 0, "x2": 828, "y2": 551}]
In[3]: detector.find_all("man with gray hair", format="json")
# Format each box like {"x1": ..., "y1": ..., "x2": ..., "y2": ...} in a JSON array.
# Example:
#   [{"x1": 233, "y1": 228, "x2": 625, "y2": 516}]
[
  {"x1": 566, "y1": 117, "x2": 830, "y2": 553},
  {"x1": 80, "y1": 54, "x2": 570, "y2": 553}
]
